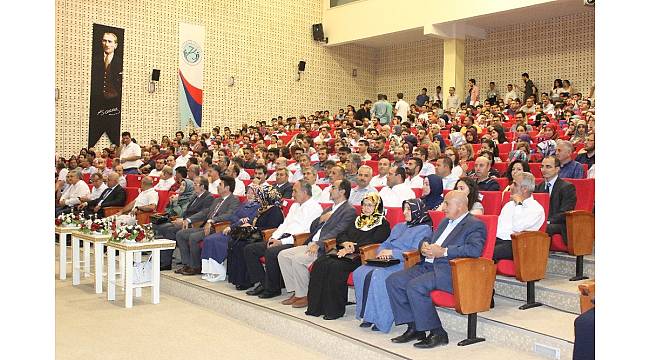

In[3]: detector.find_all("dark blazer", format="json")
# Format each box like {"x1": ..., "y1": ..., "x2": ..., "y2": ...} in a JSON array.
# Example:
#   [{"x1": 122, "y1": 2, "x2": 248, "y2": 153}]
[
  {"x1": 274, "y1": 182, "x2": 293, "y2": 199},
  {"x1": 534, "y1": 178, "x2": 576, "y2": 224},
  {"x1": 187, "y1": 194, "x2": 240, "y2": 226},
  {"x1": 416, "y1": 214, "x2": 486, "y2": 293},
  {"x1": 182, "y1": 191, "x2": 216, "y2": 219},
  {"x1": 307, "y1": 201, "x2": 357, "y2": 255},
  {"x1": 87, "y1": 185, "x2": 126, "y2": 213}
]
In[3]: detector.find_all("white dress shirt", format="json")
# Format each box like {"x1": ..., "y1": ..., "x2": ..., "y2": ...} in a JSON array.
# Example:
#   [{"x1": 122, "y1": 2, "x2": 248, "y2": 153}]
[
  {"x1": 310, "y1": 201, "x2": 344, "y2": 245},
  {"x1": 404, "y1": 175, "x2": 424, "y2": 189},
  {"x1": 237, "y1": 170, "x2": 250, "y2": 181},
  {"x1": 175, "y1": 154, "x2": 191, "y2": 169},
  {"x1": 209, "y1": 179, "x2": 221, "y2": 195},
  {"x1": 60, "y1": 180, "x2": 91, "y2": 206},
  {"x1": 120, "y1": 141, "x2": 143, "y2": 169},
  {"x1": 349, "y1": 186, "x2": 378, "y2": 206},
  {"x1": 379, "y1": 183, "x2": 416, "y2": 207},
  {"x1": 149, "y1": 169, "x2": 163, "y2": 177},
  {"x1": 442, "y1": 174, "x2": 459, "y2": 190},
  {"x1": 154, "y1": 177, "x2": 175, "y2": 191},
  {"x1": 496, "y1": 196, "x2": 545, "y2": 240},
  {"x1": 118, "y1": 176, "x2": 127, "y2": 188},
  {"x1": 419, "y1": 163, "x2": 436, "y2": 177},
  {"x1": 233, "y1": 178, "x2": 245, "y2": 196},
  {"x1": 133, "y1": 188, "x2": 159, "y2": 208},
  {"x1": 88, "y1": 183, "x2": 108, "y2": 201},
  {"x1": 310, "y1": 184, "x2": 323, "y2": 200},
  {"x1": 395, "y1": 99, "x2": 409, "y2": 122},
  {"x1": 370, "y1": 174, "x2": 387, "y2": 187},
  {"x1": 425, "y1": 212, "x2": 469, "y2": 263},
  {"x1": 273, "y1": 198, "x2": 323, "y2": 245}
]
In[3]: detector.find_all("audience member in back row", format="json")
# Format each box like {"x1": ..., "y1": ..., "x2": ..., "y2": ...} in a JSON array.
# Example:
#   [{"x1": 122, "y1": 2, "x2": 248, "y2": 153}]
[
  {"x1": 379, "y1": 167, "x2": 416, "y2": 207},
  {"x1": 244, "y1": 180, "x2": 323, "y2": 299},
  {"x1": 306, "y1": 193, "x2": 391, "y2": 320},
  {"x1": 277, "y1": 179, "x2": 356, "y2": 309},
  {"x1": 471, "y1": 156, "x2": 500, "y2": 191},
  {"x1": 575, "y1": 132, "x2": 595, "y2": 170},
  {"x1": 492, "y1": 172, "x2": 546, "y2": 262},
  {"x1": 352, "y1": 198, "x2": 433, "y2": 333},
  {"x1": 434, "y1": 156, "x2": 458, "y2": 191},
  {"x1": 535, "y1": 156, "x2": 577, "y2": 244},
  {"x1": 349, "y1": 165, "x2": 377, "y2": 206},
  {"x1": 386, "y1": 191, "x2": 486, "y2": 349}
]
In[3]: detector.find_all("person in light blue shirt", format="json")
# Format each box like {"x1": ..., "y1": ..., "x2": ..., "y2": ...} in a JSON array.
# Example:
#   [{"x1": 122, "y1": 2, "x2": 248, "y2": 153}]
[{"x1": 371, "y1": 94, "x2": 391, "y2": 125}]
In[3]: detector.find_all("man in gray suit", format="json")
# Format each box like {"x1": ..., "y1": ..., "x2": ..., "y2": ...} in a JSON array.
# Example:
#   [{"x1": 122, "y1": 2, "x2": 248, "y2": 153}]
[
  {"x1": 174, "y1": 175, "x2": 240, "y2": 275},
  {"x1": 277, "y1": 179, "x2": 357, "y2": 308}
]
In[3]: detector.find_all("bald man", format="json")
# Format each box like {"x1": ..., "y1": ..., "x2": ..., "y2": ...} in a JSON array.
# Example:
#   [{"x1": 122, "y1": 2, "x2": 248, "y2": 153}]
[
  {"x1": 115, "y1": 176, "x2": 158, "y2": 226},
  {"x1": 386, "y1": 191, "x2": 487, "y2": 349},
  {"x1": 79, "y1": 172, "x2": 126, "y2": 218}
]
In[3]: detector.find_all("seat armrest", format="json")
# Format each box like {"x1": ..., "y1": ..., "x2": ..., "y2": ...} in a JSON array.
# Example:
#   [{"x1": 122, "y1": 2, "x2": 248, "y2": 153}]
[
  {"x1": 359, "y1": 244, "x2": 380, "y2": 264},
  {"x1": 213, "y1": 221, "x2": 231, "y2": 233},
  {"x1": 578, "y1": 280, "x2": 595, "y2": 313},
  {"x1": 511, "y1": 231, "x2": 550, "y2": 282},
  {"x1": 293, "y1": 233, "x2": 311, "y2": 246},
  {"x1": 566, "y1": 210, "x2": 595, "y2": 256},
  {"x1": 402, "y1": 250, "x2": 421, "y2": 270},
  {"x1": 450, "y1": 258, "x2": 496, "y2": 315},
  {"x1": 323, "y1": 238, "x2": 337, "y2": 253},
  {"x1": 136, "y1": 211, "x2": 153, "y2": 225},
  {"x1": 262, "y1": 228, "x2": 278, "y2": 242}
]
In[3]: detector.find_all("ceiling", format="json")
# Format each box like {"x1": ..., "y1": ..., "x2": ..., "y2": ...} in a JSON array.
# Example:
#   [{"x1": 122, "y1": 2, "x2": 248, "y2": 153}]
[{"x1": 352, "y1": 0, "x2": 594, "y2": 49}]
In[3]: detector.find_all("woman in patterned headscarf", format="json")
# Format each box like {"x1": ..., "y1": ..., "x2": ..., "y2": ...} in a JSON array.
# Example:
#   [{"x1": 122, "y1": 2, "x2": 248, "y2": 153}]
[
  {"x1": 225, "y1": 184, "x2": 284, "y2": 290},
  {"x1": 306, "y1": 193, "x2": 391, "y2": 320},
  {"x1": 351, "y1": 198, "x2": 433, "y2": 332}
]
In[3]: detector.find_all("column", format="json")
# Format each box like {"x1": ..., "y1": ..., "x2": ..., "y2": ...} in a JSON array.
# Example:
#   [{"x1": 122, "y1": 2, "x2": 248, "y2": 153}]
[{"x1": 443, "y1": 38, "x2": 465, "y2": 103}]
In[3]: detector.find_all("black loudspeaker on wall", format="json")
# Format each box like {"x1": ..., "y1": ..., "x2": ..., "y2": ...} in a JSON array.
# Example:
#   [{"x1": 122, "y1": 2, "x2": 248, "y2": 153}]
[
  {"x1": 151, "y1": 69, "x2": 160, "y2": 81},
  {"x1": 298, "y1": 61, "x2": 306, "y2": 72},
  {"x1": 312, "y1": 23, "x2": 324, "y2": 41}
]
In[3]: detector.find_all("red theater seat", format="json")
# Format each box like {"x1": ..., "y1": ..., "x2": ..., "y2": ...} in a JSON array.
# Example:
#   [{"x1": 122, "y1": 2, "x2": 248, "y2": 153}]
[
  {"x1": 480, "y1": 191, "x2": 503, "y2": 216},
  {"x1": 563, "y1": 178, "x2": 594, "y2": 212},
  {"x1": 384, "y1": 207, "x2": 405, "y2": 228},
  {"x1": 126, "y1": 174, "x2": 144, "y2": 188},
  {"x1": 155, "y1": 190, "x2": 172, "y2": 213},
  {"x1": 493, "y1": 162, "x2": 507, "y2": 175},
  {"x1": 412, "y1": 188, "x2": 423, "y2": 198},
  {"x1": 125, "y1": 187, "x2": 140, "y2": 204},
  {"x1": 364, "y1": 160, "x2": 379, "y2": 175},
  {"x1": 281, "y1": 198, "x2": 295, "y2": 217}
]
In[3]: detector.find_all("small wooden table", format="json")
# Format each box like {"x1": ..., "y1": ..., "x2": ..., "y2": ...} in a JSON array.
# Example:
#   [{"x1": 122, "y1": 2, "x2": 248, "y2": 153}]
[
  {"x1": 55, "y1": 225, "x2": 80, "y2": 280},
  {"x1": 106, "y1": 239, "x2": 175, "y2": 308},
  {"x1": 70, "y1": 231, "x2": 111, "y2": 293}
]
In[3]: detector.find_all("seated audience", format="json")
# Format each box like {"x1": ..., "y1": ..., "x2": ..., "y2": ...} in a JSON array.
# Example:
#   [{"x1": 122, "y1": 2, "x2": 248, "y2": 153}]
[
  {"x1": 534, "y1": 156, "x2": 577, "y2": 244},
  {"x1": 349, "y1": 165, "x2": 377, "y2": 205},
  {"x1": 378, "y1": 167, "x2": 416, "y2": 207},
  {"x1": 56, "y1": 170, "x2": 90, "y2": 217},
  {"x1": 114, "y1": 176, "x2": 158, "y2": 226}
]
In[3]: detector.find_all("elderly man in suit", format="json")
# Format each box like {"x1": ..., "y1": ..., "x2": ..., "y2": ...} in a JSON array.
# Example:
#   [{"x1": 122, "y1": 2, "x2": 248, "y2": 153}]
[
  {"x1": 174, "y1": 176, "x2": 240, "y2": 275},
  {"x1": 273, "y1": 167, "x2": 293, "y2": 199},
  {"x1": 154, "y1": 176, "x2": 215, "y2": 270},
  {"x1": 385, "y1": 191, "x2": 486, "y2": 349},
  {"x1": 277, "y1": 179, "x2": 357, "y2": 308},
  {"x1": 78, "y1": 172, "x2": 126, "y2": 218},
  {"x1": 534, "y1": 156, "x2": 577, "y2": 244}
]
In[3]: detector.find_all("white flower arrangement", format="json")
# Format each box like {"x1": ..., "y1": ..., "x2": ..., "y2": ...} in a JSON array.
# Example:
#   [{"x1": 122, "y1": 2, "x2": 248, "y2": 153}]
[
  {"x1": 55, "y1": 213, "x2": 83, "y2": 227},
  {"x1": 109, "y1": 223, "x2": 154, "y2": 244}
]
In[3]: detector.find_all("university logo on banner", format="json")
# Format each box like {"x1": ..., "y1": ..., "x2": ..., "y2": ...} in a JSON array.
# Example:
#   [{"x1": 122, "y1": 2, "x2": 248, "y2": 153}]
[
  {"x1": 88, "y1": 24, "x2": 125, "y2": 147},
  {"x1": 178, "y1": 23, "x2": 205, "y2": 129}
]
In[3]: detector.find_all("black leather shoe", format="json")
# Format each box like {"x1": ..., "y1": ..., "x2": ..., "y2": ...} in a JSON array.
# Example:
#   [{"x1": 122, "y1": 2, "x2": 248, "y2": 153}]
[
  {"x1": 246, "y1": 284, "x2": 265, "y2": 296},
  {"x1": 391, "y1": 328, "x2": 426, "y2": 343},
  {"x1": 371, "y1": 325, "x2": 380, "y2": 331},
  {"x1": 413, "y1": 332, "x2": 449, "y2": 349},
  {"x1": 174, "y1": 266, "x2": 189, "y2": 274},
  {"x1": 258, "y1": 290, "x2": 281, "y2": 299},
  {"x1": 359, "y1": 322, "x2": 373, "y2": 328},
  {"x1": 236, "y1": 283, "x2": 253, "y2": 291},
  {"x1": 323, "y1": 315, "x2": 340, "y2": 320}
]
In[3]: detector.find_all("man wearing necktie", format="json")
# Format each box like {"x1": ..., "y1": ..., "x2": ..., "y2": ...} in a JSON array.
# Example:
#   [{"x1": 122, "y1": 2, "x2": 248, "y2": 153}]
[
  {"x1": 385, "y1": 191, "x2": 486, "y2": 349},
  {"x1": 78, "y1": 172, "x2": 126, "y2": 218},
  {"x1": 174, "y1": 176, "x2": 240, "y2": 275},
  {"x1": 534, "y1": 156, "x2": 577, "y2": 244}
]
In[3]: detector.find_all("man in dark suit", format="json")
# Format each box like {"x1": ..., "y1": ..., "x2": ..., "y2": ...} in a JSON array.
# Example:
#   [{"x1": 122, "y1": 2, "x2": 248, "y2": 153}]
[
  {"x1": 386, "y1": 191, "x2": 486, "y2": 349},
  {"x1": 174, "y1": 176, "x2": 240, "y2": 275},
  {"x1": 534, "y1": 156, "x2": 577, "y2": 244},
  {"x1": 277, "y1": 179, "x2": 357, "y2": 308},
  {"x1": 154, "y1": 176, "x2": 215, "y2": 270},
  {"x1": 273, "y1": 167, "x2": 293, "y2": 199},
  {"x1": 78, "y1": 172, "x2": 126, "y2": 218}
]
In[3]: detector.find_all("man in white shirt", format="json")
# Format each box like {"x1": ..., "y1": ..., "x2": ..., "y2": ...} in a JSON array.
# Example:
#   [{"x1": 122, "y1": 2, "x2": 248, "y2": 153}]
[
  {"x1": 395, "y1": 93, "x2": 409, "y2": 123},
  {"x1": 267, "y1": 157, "x2": 295, "y2": 183},
  {"x1": 223, "y1": 165, "x2": 245, "y2": 196},
  {"x1": 318, "y1": 165, "x2": 345, "y2": 204},
  {"x1": 244, "y1": 180, "x2": 324, "y2": 298},
  {"x1": 519, "y1": 97, "x2": 536, "y2": 115},
  {"x1": 207, "y1": 164, "x2": 222, "y2": 195},
  {"x1": 277, "y1": 179, "x2": 357, "y2": 307},
  {"x1": 357, "y1": 139, "x2": 372, "y2": 162},
  {"x1": 445, "y1": 87, "x2": 460, "y2": 111},
  {"x1": 492, "y1": 172, "x2": 545, "y2": 262},
  {"x1": 301, "y1": 167, "x2": 322, "y2": 201},
  {"x1": 175, "y1": 145, "x2": 192, "y2": 169},
  {"x1": 348, "y1": 165, "x2": 378, "y2": 205},
  {"x1": 80, "y1": 157, "x2": 97, "y2": 176},
  {"x1": 114, "y1": 176, "x2": 159, "y2": 226},
  {"x1": 435, "y1": 157, "x2": 459, "y2": 190},
  {"x1": 503, "y1": 84, "x2": 519, "y2": 105},
  {"x1": 118, "y1": 131, "x2": 143, "y2": 174},
  {"x1": 404, "y1": 158, "x2": 424, "y2": 189},
  {"x1": 154, "y1": 166, "x2": 175, "y2": 191},
  {"x1": 370, "y1": 157, "x2": 390, "y2": 187},
  {"x1": 56, "y1": 169, "x2": 91, "y2": 216},
  {"x1": 379, "y1": 167, "x2": 416, "y2": 207},
  {"x1": 80, "y1": 173, "x2": 108, "y2": 203},
  {"x1": 290, "y1": 154, "x2": 312, "y2": 182},
  {"x1": 149, "y1": 158, "x2": 165, "y2": 177}
]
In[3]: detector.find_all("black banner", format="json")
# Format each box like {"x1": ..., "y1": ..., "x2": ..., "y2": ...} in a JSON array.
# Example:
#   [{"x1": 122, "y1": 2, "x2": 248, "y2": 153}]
[{"x1": 88, "y1": 24, "x2": 124, "y2": 147}]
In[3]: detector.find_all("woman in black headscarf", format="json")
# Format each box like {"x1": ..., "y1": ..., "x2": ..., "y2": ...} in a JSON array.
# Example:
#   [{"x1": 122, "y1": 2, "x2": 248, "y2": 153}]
[
  {"x1": 422, "y1": 174, "x2": 444, "y2": 210},
  {"x1": 306, "y1": 193, "x2": 391, "y2": 320}
]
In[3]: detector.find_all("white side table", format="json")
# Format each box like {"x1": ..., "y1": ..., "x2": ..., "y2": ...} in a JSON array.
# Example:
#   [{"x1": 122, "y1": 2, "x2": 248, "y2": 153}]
[
  {"x1": 55, "y1": 225, "x2": 79, "y2": 280},
  {"x1": 70, "y1": 231, "x2": 111, "y2": 293},
  {"x1": 106, "y1": 239, "x2": 175, "y2": 308}
]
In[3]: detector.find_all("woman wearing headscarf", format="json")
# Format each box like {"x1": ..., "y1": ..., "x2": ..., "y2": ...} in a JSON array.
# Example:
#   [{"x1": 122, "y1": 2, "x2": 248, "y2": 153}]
[
  {"x1": 225, "y1": 185, "x2": 284, "y2": 289},
  {"x1": 422, "y1": 174, "x2": 444, "y2": 210},
  {"x1": 200, "y1": 185, "x2": 262, "y2": 282},
  {"x1": 306, "y1": 193, "x2": 391, "y2": 320},
  {"x1": 352, "y1": 198, "x2": 433, "y2": 333},
  {"x1": 163, "y1": 170, "x2": 195, "y2": 217}
]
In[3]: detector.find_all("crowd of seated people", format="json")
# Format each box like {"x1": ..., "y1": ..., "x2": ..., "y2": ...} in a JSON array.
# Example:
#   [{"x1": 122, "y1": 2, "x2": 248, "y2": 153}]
[{"x1": 54, "y1": 81, "x2": 595, "y2": 352}]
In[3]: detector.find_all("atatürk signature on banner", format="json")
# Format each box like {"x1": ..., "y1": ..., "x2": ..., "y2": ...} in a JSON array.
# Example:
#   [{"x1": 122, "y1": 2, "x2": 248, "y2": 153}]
[{"x1": 97, "y1": 107, "x2": 121, "y2": 116}]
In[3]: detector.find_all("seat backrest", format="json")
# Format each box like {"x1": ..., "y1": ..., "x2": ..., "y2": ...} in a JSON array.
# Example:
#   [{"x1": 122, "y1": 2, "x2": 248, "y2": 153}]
[
  {"x1": 475, "y1": 214, "x2": 498, "y2": 259},
  {"x1": 155, "y1": 190, "x2": 171, "y2": 213},
  {"x1": 242, "y1": 179, "x2": 252, "y2": 187},
  {"x1": 493, "y1": 162, "x2": 507, "y2": 175},
  {"x1": 528, "y1": 163, "x2": 543, "y2": 178},
  {"x1": 412, "y1": 187, "x2": 423, "y2": 198},
  {"x1": 83, "y1": 173, "x2": 91, "y2": 184},
  {"x1": 427, "y1": 210, "x2": 445, "y2": 231},
  {"x1": 245, "y1": 169, "x2": 255, "y2": 177},
  {"x1": 353, "y1": 204, "x2": 362, "y2": 215},
  {"x1": 563, "y1": 178, "x2": 595, "y2": 212},
  {"x1": 375, "y1": 185, "x2": 384, "y2": 193},
  {"x1": 281, "y1": 198, "x2": 295, "y2": 217},
  {"x1": 495, "y1": 178, "x2": 509, "y2": 190},
  {"x1": 151, "y1": 176, "x2": 160, "y2": 185},
  {"x1": 497, "y1": 143, "x2": 512, "y2": 155},
  {"x1": 126, "y1": 174, "x2": 143, "y2": 188},
  {"x1": 125, "y1": 187, "x2": 140, "y2": 204},
  {"x1": 471, "y1": 144, "x2": 481, "y2": 153},
  {"x1": 500, "y1": 192, "x2": 549, "y2": 232},
  {"x1": 318, "y1": 183, "x2": 329, "y2": 190},
  {"x1": 237, "y1": 195, "x2": 247, "y2": 203},
  {"x1": 364, "y1": 160, "x2": 379, "y2": 175},
  {"x1": 319, "y1": 203, "x2": 330, "y2": 210},
  {"x1": 480, "y1": 191, "x2": 502, "y2": 216},
  {"x1": 384, "y1": 207, "x2": 405, "y2": 229}
]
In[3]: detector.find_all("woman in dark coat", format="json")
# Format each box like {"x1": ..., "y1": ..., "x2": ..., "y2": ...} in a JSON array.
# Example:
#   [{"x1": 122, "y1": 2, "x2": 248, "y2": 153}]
[{"x1": 305, "y1": 193, "x2": 391, "y2": 320}]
